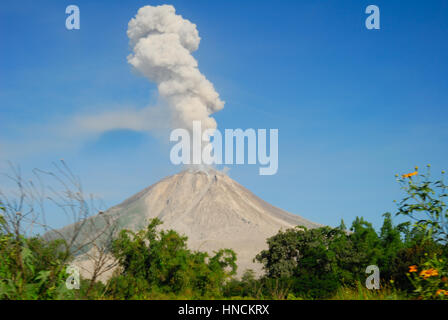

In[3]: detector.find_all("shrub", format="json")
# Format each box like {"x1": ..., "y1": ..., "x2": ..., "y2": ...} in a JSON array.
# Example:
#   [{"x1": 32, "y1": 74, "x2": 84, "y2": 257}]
[
  {"x1": 395, "y1": 166, "x2": 448, "y2": 298},
  {"x1": 0, "y1": 205, "x2": 74, "y2": 300},
  {"x1": 407, "y1": 254, "x2": 448, "y2": 300},
  {"x1": 105, "y1": 218, "x2": 237, "y2": 299}
]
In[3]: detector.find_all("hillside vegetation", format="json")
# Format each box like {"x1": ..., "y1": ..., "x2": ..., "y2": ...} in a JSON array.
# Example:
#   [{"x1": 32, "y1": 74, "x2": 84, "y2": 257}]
[{"x1": 1, "y1": 166, "x2": 447, "y2": 300}]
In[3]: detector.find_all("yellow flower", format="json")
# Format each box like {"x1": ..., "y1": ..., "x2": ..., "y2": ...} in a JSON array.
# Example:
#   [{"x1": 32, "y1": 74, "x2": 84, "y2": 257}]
[
  {"x1": 402, "y1": 171, "x2": 418, "y2": 178},
  {"x1": 420, "y1": 268, "x2": 438, "y2": 279},
  {"x1": 436, "y1": 289, "x2": 447, "y2": 296},
  {"x1": 429, "y1": 268, "x2": 439, "y2": 277},
  {"x1": 428, "y1": 268, "x2": 439, "y2": 277},
  {"x1": 409, "y1": 265, "x2": 418, "y2": 273}
]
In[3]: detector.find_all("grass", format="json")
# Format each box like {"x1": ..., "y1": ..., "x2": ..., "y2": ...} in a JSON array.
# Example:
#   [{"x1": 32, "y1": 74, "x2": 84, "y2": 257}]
[{"x1": 329, "y1": 282, "x2": 409, "y2": 300}]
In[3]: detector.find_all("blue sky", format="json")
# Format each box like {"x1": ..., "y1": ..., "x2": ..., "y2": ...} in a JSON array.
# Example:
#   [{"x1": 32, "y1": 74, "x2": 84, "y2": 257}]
[{"x1": 1, "y1": 0, "x2": 447, "y2": 230}]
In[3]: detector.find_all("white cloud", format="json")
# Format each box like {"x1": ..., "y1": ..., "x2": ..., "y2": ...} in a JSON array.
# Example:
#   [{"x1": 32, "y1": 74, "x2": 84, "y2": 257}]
[
  {"x1": 0, "y1": 103, "x2": 169, "y2": 160},
  {"x1": 68, "y1": 104, "x2": 170, "y2": 136}
]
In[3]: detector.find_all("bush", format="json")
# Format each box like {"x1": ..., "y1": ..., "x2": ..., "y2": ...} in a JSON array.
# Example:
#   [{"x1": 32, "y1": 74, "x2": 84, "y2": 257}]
[
  {"x1": 0, "y1": 205, "x2": 74, "y2": 300},
  {"x1": 395, "y1": 166, "x2": 448, "y2": 299},
  {"x1": 254, "y1": 208, "x2": 445, "y2": 298},
  {"x1": 105, "y1": 218, "x2": 237, "y2": 299},
  {"x1": 255, "y1": 226, "x2": 353, "y2": 298},
  {"x1": 407, "y1": 254, "x2": 448, "y2": 300}
]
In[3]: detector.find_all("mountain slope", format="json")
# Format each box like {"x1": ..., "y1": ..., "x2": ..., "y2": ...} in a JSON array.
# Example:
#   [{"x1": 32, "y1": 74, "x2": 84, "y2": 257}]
[{"x1": 58, "y1": 169, "x2": 323, "y2": 278}]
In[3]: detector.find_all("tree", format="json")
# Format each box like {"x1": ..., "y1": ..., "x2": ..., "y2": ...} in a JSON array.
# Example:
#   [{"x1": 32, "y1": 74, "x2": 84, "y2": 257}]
[
  {"x1": 106, "y1": 218, "x2": 237, "y2": 299},
  {"x1": 255, "y1": 226, "x2": 349, "y2": 298}
]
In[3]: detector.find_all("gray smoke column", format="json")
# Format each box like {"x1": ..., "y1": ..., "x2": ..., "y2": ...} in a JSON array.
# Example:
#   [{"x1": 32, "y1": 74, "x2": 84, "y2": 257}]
[{"x1": 127, "y1": 5, "x2": 224, "y2": 138}]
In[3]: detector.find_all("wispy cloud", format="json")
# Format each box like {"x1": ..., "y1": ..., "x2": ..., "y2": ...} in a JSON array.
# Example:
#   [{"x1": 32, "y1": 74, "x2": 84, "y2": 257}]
[
  {"x1": 66, "y1": 104, "x2": 170, "y2": 136},
  {"x1": 0, "y1": 103, "x2": 171, "y2": 160}
]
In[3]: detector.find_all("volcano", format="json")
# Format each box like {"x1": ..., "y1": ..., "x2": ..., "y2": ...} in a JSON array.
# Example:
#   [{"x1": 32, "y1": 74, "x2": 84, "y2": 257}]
[{"x1": 60, "y1": 169, "x2": 322, "y2": 279}]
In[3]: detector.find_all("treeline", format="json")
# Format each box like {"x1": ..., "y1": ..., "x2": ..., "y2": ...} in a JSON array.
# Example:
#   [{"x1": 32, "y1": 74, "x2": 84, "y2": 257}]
[
  {"x1": 228, "y1": 214, "x2": 446, "y2": 299},
  {"x1": 1, "y1": 211, "x2": 446, "y2": 300},
  {"x1": 1, "y1": 166, "x2": 447, "y2": 299}
]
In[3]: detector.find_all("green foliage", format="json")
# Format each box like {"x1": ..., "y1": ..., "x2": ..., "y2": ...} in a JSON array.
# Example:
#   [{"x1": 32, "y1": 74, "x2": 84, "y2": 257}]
[
  {"x1": 99, "y1": 168, "x2": 447, "y2": 300},
  {"x1": 0, "y1": 207, "x2": 74, "y2": 299},
  {"x1": 331, "y1": 282, "x2": 406, "y2": 300},
  {"x1": 395, "y1": 167, "x2": 448, "y2": 299},
  {"x1": 223, "y1": 271, "x2": 293, "y2": 300},
  {"x1": 407, "y1": 254, "x2": 448, "y2": 300},
  {"x1": 105, "y1": 218, "x2": 237, "y2": 299},
  {"x1": 396, "y1": 167, "x2": 448, "y2": 242},
  {"x1": 223, "y1": 269, "x2": 261, "y2": 298},
  {"x1": 255, "y1": 226, "x2": 351, "y2": 298},
  {"x1": 254, "y1": 208, "x2": 447, "y2": 299}
]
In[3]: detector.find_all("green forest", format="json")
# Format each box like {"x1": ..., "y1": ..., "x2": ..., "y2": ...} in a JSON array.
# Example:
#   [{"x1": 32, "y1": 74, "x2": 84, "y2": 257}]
[{"x1": 1, "y1": 166, "x2": 447, "y2": 300}]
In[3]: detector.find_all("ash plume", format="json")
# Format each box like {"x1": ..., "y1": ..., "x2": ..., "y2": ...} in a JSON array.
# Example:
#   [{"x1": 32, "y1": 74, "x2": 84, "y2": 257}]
[{"x1": 127, "y1": 5, "x2": 225, "y2": 138}]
